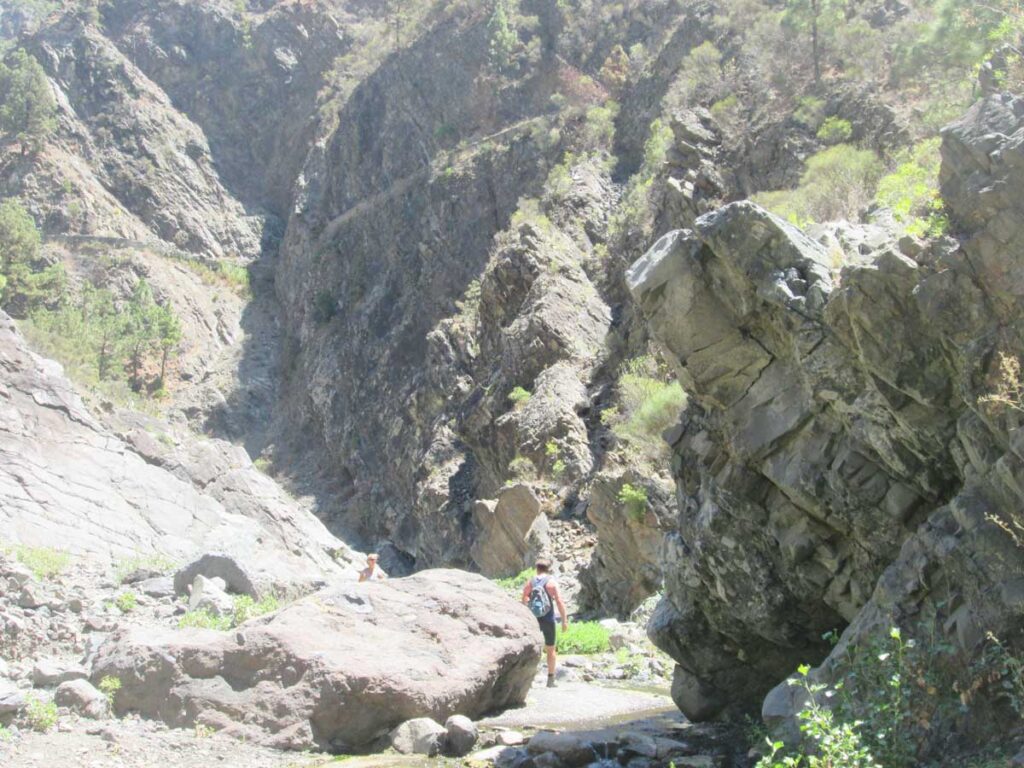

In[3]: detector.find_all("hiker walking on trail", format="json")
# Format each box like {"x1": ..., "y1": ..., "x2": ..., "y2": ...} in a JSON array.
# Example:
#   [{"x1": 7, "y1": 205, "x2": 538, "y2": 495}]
[
  {"x1": 358, "y1": 553, "x2": 388, "y2": 582},
  {"x1": 521, "y1": 558, "x2": 568, "y2": 688}
]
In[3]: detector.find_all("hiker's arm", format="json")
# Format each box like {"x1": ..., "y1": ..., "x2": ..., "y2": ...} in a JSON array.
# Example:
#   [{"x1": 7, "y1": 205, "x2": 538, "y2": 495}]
[
  {"x1": 521, "y1": 580, "x2": 531, "y2": 604},
  {"x1": 358, "y1": 571, "x2": 367, "y2": 583},
  {"x1": 551, "y1": 584, "x2": 568, "y2": 629}
]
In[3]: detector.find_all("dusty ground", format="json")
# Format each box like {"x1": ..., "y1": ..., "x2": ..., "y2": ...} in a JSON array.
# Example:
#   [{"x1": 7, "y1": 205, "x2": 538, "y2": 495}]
[{"x1": 1, "y1": 662, "x2": 680, "y2": 767}]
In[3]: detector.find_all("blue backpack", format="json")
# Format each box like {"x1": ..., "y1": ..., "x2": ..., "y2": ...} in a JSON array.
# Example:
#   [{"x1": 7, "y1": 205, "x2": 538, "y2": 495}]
[{"x1": 528, "y1": 576, "x2": 553, "y2": 618}]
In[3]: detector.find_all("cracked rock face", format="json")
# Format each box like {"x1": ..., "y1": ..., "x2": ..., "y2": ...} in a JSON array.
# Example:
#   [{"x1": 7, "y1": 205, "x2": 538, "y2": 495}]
[
  {"x1": 91, "y1": 570, "x2": 539, "y2": 751},
  {"x1": 628, "y1": 94, "x2": 1024, "y2": 723}
]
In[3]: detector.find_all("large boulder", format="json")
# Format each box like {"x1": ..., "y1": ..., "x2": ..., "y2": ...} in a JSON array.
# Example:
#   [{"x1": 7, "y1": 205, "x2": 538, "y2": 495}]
[
  {"x1": 90, "y1": 570, "x2": 539, "y2": 751},
  {"x1": 54, "y1": 679, "x2": 109, "y2": 719},
  {"x1": 470, "y1": 484, "x2": 549, "y2": 577}
]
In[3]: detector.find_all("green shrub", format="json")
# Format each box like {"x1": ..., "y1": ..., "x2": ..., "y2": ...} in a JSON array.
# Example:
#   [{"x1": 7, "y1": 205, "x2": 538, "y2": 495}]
[
  {"x1": 232, "y1": 594, "x2": 279, "y2": 625},
  {"x1": 753, "y1": 144, "x2": 885, "y2": 225},
  {"x1": 178, "y1": 594, "x2": 279, "y2": 631},
  {"x1": 508, "y1": 386, "x2": 532, "y2": 408},
  {"x1": 816, "y1": 116, "x2": 853, "y2": 145},
  {"x1": 580, "y1": 100, "x2": 619, "y2": 150},
  {"x1": 14, "y1": 545, "x2": 70, "y2": 580},
  {"x1": 618, "y1": 483, "x2": 648, "y2": 521},
  {"x1": 557, "y1": 621, "x2": 611, "y2": 655},
  {"x1": 609, "y1": 117, "x2": 673, "y2": 238},
  {"x1": 98, "y1": 675, "x2": 121, "y2": 703},
  {"x1": 794, "y1": 96, "x2": 827, "y2": 130},
  {"x1": 873, "y1": 137, "x2": 947, "y2": 237},
  {"x1": 114, "y1": 591, "x2": 138, "y2": 614},
  {"x1": 756, "y1": 668, "x2": 879, "y2": 767},
  {"x1": 607, "y1": 356, "x2": 687, "y2": 458},
  {"x1": 24, "y1": 695, "x2": 58, "y2": 732},
  {"x1": 710, "y1": 94, "x2": 742, "y2": 128}
]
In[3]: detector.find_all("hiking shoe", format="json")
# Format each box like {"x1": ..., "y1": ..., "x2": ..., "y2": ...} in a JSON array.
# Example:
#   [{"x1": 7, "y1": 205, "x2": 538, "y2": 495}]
[{"x1": 546, "y1": 675, "x2": 556, "y2": 688}]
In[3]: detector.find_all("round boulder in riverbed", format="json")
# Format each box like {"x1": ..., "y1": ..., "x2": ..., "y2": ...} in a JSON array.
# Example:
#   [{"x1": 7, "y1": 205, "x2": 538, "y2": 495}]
[{"x1": 444, "y1": 714, "x2": 478, "y2": 756}]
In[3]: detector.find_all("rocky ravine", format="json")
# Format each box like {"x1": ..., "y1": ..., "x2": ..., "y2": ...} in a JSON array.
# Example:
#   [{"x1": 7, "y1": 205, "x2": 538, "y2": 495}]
[{"x1": 629, "y1": 94, "x2": 1024, "y2": 733}]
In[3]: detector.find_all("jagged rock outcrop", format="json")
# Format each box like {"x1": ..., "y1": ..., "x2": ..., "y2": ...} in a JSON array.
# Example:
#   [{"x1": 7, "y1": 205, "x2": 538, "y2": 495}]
[
  {"x1": 578, "y1": 471, "x2": 676, "y2": 619},
  {"x1": 0, "y1": 311, "x2": 354, "y2": 590},
  {"x1": 92, "y1": 570, "x2": 539, "y2": 751},
  {"x1": 628, "y1": 94, "x2": 1024, "y2": 727},
  {"x1": 470, "y1": 484, "x2": 550, "y2": 578}
]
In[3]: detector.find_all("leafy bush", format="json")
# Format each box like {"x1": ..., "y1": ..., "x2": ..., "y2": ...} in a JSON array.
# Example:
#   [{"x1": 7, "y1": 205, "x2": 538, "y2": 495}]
[
  {"x1": 710, "y1": 94, "x2": 742, "y2": 129},
  {"x1": 557, "y1": 621, "x2": 611, "y2": 655},
  {"x1": 580, "y1": 100, "x2": 619, "y2": 150},
  {"x1": 98, "y1": 675, "x2": 121, "y2": 704},
  {"x1": 754, "y1": 144, "x2": 885, "y2": 225},
  {"x1": 114, "y1": 591, "x2": 138, "y2": 614},
  {"x1": 618, "y1": 483, "x2": 648, "y2": 521},
  {"x1": 756, "y1": 667, "x2": 879, "y2": 767},
  {"x1": 606, "y1": 356, "x2": 687, "y2": 459},
  {"x1": 816, "y1": 116, "x2": 853, "y2": 145},
  {"x1": 231, "y1": 594, "x2": 279, "y2": 625},
  {"x1": 508, "y1": 386, "x2": 532, "y2": 408},
  {"x1": 24, "y1": 695, "x2": 58, "y2": 732},
  {"x1": 873, "y1": 138, "x2": 947, "y2": 237},
  {"x1": 13, "y1": 545, "x2": 70, "y2": 579}
]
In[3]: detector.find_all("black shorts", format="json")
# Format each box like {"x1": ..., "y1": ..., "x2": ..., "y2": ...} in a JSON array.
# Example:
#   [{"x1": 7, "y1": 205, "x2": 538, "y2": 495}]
[{"x1": 538, "y1": 618, "x2": 556, "y2": 647}]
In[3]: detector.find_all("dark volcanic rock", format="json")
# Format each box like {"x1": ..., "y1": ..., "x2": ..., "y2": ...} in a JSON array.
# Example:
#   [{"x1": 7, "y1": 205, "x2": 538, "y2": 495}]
[{"x1": 628, "y1": 94, "x2": 1024, "y2": 723}]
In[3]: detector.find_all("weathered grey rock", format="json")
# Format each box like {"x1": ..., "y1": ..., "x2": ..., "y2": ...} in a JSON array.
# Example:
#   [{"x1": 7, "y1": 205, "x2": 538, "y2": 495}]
[
  {"x1": 32, "y1": 659, "x2": 87, "y2": 687},
  {"x1": 0, "y1": 314, "x2": 352, "y2": 594},
  {"x1": 629, "y1": 95, "x2": 1024, "y2": 735},
  {"x1": 579, "y1": 472, "x2": 676, "y2": 618},
  {"x1": 471, "y1": 484, "x2": 549, "y2": 578},
  {"x1": 91, "y1": 570, "x2": 538, "y2": 750},
  {"x1": 54, "y1": 679, "x2": 109, "y2": 719},
  {"x1": 0, "y1": 680, "x2": 25, "y2": 716},
  {"x1": 444, "y1": 714, "x2": 479, "y2": 756},
  {"x1": 175, "y1": 554, "x2": 258, "y2": 599},
  {"x1": 527, "y1": 732, "x2": 597, "y2": 767},
  {"x1": 496, "y1": 730, "x2": 527, "y2": 746},
  {"x1": 390, "y1": 717, "x2": 447, "y2": 756},
  {"x1": 135, "y1": 576, "x2": 175, "y2": 599}
]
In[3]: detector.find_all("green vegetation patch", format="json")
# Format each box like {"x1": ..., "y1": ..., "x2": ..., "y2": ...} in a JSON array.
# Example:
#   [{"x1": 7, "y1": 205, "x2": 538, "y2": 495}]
[
  {"x1": 557, "y1": 621, "x2": 611, "y2": 655},
  {"x1": 7, "y1": 544, "x2": 71, "y2": 580},
  {"x1": 178, "y1": 594, "x2": 281, "y2": 631},
  {"x1": 493, "y1": 568, "x2": 534, "y2": 597}
]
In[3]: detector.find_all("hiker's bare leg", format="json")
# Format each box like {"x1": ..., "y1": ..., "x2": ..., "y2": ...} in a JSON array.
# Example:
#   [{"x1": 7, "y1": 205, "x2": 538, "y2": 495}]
[{"x1": 546, "y1": 644, "x2": 556, "y2": 676}]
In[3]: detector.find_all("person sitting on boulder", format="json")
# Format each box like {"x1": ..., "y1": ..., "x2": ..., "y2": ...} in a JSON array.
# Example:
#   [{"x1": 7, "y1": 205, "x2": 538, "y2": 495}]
[
  {"x1": 358, "y1": 553, "x2": 388, "y2": 582},
  {"x1": 521, "y1": 558, "x2": 568, "y2": 688}
]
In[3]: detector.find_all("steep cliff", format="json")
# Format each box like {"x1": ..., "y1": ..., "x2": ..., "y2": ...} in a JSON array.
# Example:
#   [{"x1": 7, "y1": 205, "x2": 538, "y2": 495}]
[{"x1": 629, "y1": 94, "x2": 1024, "y2": 749}]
